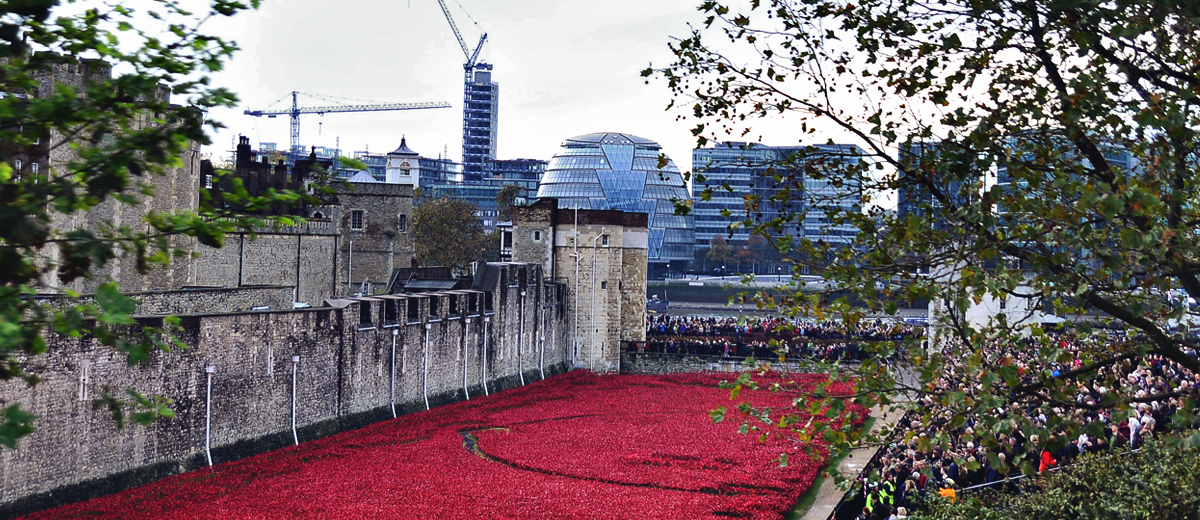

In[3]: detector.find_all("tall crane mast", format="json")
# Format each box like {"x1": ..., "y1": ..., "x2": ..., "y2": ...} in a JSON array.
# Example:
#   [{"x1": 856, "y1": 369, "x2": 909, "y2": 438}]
[
  {"x1": 436, "y1": 0, "x2": 497, "y2": 181},
  {"x1": 436, "y1": 0, "x2": 487, "y2": 72},
  {"x1": 244, "y1": 91, "x2": 451, "y2": 156}
]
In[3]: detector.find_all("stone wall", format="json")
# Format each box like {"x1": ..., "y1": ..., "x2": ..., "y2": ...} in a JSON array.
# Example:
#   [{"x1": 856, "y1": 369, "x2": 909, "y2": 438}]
[
  {"x1": 192, "y1": 229, "x2": 338, "y2": 306},
  {"x1": 0, "y1": 265, "x2": 569, "y2": 518},
  {"x1": 36, "y1": 285, "x2": 295, "y2": 315},
  {"x1": 333, "y1": 182, "x2": 415, "y2": 295}
]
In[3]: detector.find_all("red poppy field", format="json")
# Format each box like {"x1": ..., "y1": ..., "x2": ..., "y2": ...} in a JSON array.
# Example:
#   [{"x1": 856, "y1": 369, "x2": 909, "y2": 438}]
[{"x1": 23, "y1": 371, "x2": 866, "y2": 520}]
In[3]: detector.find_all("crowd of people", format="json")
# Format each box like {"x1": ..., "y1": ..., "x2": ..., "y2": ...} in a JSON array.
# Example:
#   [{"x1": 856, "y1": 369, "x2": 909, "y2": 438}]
[
  {"x1": 638, "y1": 313, "x2": 1200, "y2": 519},
  {"x1": 854, "y1": 332, "x2": 1200, "y2": 520},
  {"x1": 639, "y1": 314, "x2": 921, "y2": 361},
  {"x1": 646, "y1": 314, "x2": 919, "y2": 341}
]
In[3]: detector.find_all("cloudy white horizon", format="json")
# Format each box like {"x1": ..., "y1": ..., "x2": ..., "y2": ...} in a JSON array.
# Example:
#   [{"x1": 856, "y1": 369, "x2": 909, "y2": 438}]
[{"x1": 200, "y1": 0, "x2": 830, "y2": 176}]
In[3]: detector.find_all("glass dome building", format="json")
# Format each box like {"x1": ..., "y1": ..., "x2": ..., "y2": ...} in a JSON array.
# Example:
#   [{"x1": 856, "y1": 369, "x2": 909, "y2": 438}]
[{"x1": 536, "y1": 132, "x2": 693, "y2": 272}]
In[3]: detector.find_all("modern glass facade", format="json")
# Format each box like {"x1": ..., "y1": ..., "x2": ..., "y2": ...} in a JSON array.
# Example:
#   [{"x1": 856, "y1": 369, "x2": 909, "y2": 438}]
[
  {"x1": 692, "y1": 142, "x2": 864, "y2": 248},
  {"x1": 424, "y1": 158, "x2": 547, "y2": 230},
  {"x1": 537, "y1": 132, "x2": 694, "y2": 265},
  {"x1": 692, "y1": 142, "x2": 805, "y2": 247}
]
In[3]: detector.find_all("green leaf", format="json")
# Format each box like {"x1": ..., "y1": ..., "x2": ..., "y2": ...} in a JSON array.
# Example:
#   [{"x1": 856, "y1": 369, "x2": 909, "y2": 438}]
[{"x1": 0, "y1": 405, "x2": 37, "y2": 449}]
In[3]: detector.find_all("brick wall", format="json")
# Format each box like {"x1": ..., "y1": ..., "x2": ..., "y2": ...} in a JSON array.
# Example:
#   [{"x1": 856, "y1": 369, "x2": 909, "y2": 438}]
[{"x1": 0, "y1": 267, "x2": 569, "y2": 518}]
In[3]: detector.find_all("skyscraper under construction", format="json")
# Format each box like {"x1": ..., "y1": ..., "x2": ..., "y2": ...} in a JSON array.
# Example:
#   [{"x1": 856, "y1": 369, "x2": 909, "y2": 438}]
[{"x1": 462, "y1": 63, "x2": 498, "y2": 182}]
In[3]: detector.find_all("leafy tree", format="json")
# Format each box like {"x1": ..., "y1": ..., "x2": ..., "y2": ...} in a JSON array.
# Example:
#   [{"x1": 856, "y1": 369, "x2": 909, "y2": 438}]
[
  {"x1": 413, "y1": 196, "x2": 487, "y2": 274},
  {"x1": 0, "y1": 0, "x2": 306, "y2": 448},
  {"x1": 646, "y1": 0, "x2": 1200, "y2": 482},
  {"x1": 916, "y1": 438, "x2": 1200, "y2": 520},
  {"x1": 707, "y1": 235, "x2": 736, "y2": 270},
  {"x1": 495, "y1": 183, "x2": 525, "y2": 222}
]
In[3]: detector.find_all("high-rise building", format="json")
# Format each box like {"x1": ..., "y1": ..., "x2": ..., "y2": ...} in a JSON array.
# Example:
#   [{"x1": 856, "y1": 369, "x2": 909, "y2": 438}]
[
  {"x1": 462, "y1": 64, "x2": 498, "y2": 182},
  {"x1": 536, "y1": 132, "x2": 693, "y2": 274},
  {"x1": 422, "y1": 158, "x2": 547, "y2": 231},
  {"x1": 692, "y1": 142, "x2": 864, "y2": 249},
  {"x1": 895, "y1": 140, "x2": 981, "y2": 230}
]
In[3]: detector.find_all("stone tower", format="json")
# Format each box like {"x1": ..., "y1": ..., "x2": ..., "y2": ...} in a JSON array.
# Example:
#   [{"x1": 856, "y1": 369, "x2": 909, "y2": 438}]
[{"x1": 510, "y1": 198, "x2": 647, "y2": 372}]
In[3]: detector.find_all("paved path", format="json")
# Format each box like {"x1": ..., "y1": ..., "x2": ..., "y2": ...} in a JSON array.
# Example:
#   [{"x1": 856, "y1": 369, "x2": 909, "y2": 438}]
[{"x1": 798, "y1": 407, "x2": 905, "y2": 520}]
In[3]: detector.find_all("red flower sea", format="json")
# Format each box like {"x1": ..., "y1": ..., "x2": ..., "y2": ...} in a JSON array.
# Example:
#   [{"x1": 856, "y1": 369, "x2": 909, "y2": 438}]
[{"x1": 23, "y1": 371, "x2": 866, "y2": 519}]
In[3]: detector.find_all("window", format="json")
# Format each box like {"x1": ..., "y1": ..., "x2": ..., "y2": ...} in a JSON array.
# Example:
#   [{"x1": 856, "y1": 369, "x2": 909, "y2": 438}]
[
  {"x1": 13, "y1": 160, "x2": 21, "y2": 171},
  {"x1": 601, "y1": 234, "x2": 609, "y2": 246},
  {"x1": 384, "y1": 299, "x2": 398, "y2": 324},
  {"x1": 204, "y1": 174, "x2": 213, "y2": 189},
  {"x1": 429, "y1": 296, "x2": 440, "y2": 318},
  {"x1": 351, "y1": 210, "x2": 365, "y2": 231},
  {"x1": 601, "y1": 281, "x2": 608, "y2": 290},
  {"x1": 485, "y1": 291, "x2": 494, "y2": 312},
  {"x1": 30, "y1": 163, "x2": 38, "y2": 174},
  {"x1": 359, "y1": 302, "x2": 373, "y2": 327},
  {"x1": 398, "y1": 214, "x2": 407, "y2": 233},
  {"x1": 407, "y1": 299, "x2": 419, "y2": 322},
  {"x1": 502, "y1": 231, "x2": 513, "y2": 248},
  {"x1": 533, "y1": 230, "x2": 542, "y2": 241},
  {"x1": 469, "y1": 293, "x2": 479, "y2": 315}
]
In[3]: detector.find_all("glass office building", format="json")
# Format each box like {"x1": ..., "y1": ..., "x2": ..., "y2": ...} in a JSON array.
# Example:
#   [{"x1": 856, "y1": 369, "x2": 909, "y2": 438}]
[
  {"x1": 692, "y1": 142, "x2": 864, "y2": 248},
  {"x1": 536, "y1": 132, "x2": 694, "y2": 270}
]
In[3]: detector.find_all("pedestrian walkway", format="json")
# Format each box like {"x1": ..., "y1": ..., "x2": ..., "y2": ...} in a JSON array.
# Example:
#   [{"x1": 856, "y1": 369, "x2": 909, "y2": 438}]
[{"x1": 799, "y1": 407, "x2": 906, "y2": 520}]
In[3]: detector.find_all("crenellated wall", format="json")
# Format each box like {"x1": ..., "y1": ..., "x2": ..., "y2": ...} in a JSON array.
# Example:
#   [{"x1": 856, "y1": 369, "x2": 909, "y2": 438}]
[{"x1": 0, "y1": 263, "x2": 570, "y2": 519}]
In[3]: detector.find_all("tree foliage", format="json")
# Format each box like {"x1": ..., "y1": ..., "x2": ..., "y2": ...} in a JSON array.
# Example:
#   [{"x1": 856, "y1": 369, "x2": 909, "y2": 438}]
[
  {"x1": 495, "y1": 183, "x2": 525, "y2": 222},
  {"x1": 916, "y1": 439, "x2": 1200, "y2": 520},
  {"x1": 0, "y1": 0, "x2": 308, "y2": 448},
  {"x1": 413, "y1": 196, "x2": 487, "y2": 274},
  {"x1": 647, "y1": 0, "x2": 1200, "y2": 485}
]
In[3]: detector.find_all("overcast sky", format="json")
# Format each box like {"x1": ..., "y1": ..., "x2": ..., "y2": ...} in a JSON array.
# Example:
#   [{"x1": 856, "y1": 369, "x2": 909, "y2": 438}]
[{"x1": 197, "y1": 0, "x2": 737, "y2": 172}]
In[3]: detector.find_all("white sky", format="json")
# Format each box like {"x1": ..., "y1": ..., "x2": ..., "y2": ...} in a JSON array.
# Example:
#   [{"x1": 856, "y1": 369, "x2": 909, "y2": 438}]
[{"x1": 200, "y1": 0, "x2": 816, "y2": 174}]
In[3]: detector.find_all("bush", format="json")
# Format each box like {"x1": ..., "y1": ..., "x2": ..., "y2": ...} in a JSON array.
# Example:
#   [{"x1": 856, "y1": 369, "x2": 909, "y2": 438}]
[{"x1": 915, "y1": 437, "x2": 1200, "y2": 520}]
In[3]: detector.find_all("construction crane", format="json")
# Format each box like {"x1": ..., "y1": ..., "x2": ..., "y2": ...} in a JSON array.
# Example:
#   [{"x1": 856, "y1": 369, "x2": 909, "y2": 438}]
[
  {"x1": 243, "y1": 91, "x2": 451, "y2": 157},
  {"x1": 436, "y1": 0, "x2": 497, "y2": 181},
  {"x1": 436, "y1": 0, "x2": 487, "y2": 74}
]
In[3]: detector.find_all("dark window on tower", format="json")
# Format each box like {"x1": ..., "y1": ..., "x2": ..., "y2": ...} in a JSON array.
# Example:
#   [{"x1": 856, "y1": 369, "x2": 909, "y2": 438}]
[
  {"x1": 407, "y1": 299, "x2": 419, "y2": 322},
  {"x1": 502, "y1": 231, "x2": 513, "y2": 248},
  {"x1": 359, "y1": 302, "x2": 372, "y2": 326},
  {"x1": 398, "y1": 214, "x2": 407, "y2": 232},
  {"x1": 533, "y1": 230, "x2": 541, "y2": 241},
  {"x1": 384, "y1": 299, "x2": 398, "y2": 324},
  {"x1": 601, "y1": 281, "x2": 608, "y2": 290},
  {"x1": 601, "y1": 234, "x2": 609, "y2": 246},
  {"x1": 449, "y1": 294, "x2": 459, "y2": 316},
  {"x1": 351, "y1": 210, "x2": 365, "y2": 231},
  {"x1": 485, "y1": 291, "x2": 494, "y2": 312},
  {"x1": 429, "y1": 296, "x2": 440, "y2": 318}
]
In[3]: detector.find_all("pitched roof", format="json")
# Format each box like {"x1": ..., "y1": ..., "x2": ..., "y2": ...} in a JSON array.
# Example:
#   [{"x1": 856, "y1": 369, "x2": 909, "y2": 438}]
[
  {"x1": 347, "y1": 170, "x2": 378, "y2": 183},
  {"x1": 388, "y1": 136, "x2": 418, "y2": 156}
]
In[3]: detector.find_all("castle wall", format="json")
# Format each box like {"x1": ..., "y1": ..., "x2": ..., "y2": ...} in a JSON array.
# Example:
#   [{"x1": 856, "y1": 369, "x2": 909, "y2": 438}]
[
  {"x1": 0, "y1": 265, "x2": 567, "y2": 518},
  {"x1": 36, "y1": 285, "x2": 294, "y2": 315}
]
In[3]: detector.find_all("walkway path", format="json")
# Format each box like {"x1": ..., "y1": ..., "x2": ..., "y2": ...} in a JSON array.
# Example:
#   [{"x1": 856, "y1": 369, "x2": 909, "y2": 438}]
[{"x1": 799, "y1": 407, "x2": 905, "y2": 520}]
